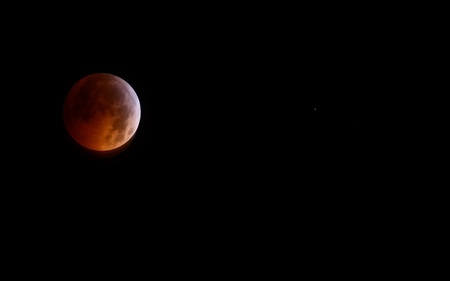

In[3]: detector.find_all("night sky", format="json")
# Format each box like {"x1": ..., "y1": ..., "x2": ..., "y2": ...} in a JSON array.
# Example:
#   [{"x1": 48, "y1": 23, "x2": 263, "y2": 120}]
[{"x1": 4, "y1": 3, "x2": 430, "y2": 276}]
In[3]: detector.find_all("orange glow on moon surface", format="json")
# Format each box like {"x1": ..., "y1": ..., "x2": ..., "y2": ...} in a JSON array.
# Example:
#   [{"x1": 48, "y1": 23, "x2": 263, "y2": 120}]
[{"x1": 63, "y1": 73, "x2": 141, "y2": 157}]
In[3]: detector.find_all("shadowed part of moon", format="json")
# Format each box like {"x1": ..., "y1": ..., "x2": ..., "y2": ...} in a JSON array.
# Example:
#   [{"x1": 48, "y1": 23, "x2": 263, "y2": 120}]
[{"x1": 63, "y1": 73, "x2": 141, "y2": 153}]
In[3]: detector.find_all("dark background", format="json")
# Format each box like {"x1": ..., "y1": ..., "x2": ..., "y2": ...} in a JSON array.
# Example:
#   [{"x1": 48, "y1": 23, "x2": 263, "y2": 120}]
[{"x1": 3, "y1": 3, "x2": 436, "y2": 277}]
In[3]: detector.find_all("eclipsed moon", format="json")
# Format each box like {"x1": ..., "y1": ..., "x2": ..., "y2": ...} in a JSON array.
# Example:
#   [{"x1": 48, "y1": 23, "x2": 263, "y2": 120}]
[{"x1": 63, "y1": 73, "x2": 141, "y2": 156}]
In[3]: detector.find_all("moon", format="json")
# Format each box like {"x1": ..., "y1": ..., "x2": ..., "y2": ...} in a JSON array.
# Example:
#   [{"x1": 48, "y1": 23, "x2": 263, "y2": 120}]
[{"x1": 63, "y1": 73, "x2": 141, "y2": 157}]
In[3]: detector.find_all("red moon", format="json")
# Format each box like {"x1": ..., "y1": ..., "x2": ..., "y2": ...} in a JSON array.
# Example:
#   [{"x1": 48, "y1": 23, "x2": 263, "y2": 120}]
[{"x1": 63, "y1": 73, "x2": 141, "y2": 156}]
